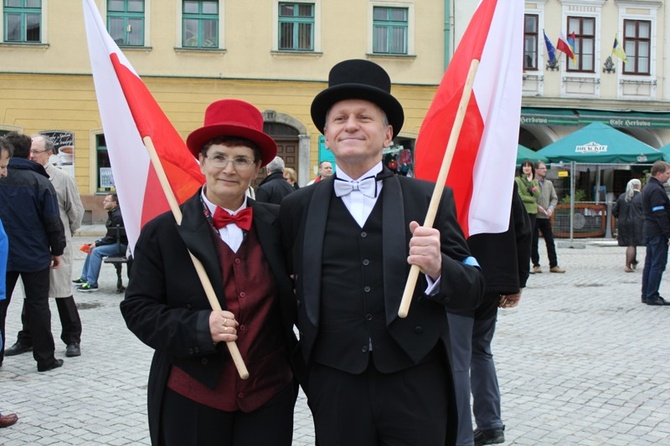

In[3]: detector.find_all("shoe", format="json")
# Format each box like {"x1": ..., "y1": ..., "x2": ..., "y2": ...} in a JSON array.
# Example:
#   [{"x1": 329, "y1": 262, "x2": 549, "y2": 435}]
[
  {"x1": 77, "y1": 283, "x2": 98, "y2": 292},
  {"x1": 473, "y1": 427, "x2": 505, "y2": 445},
  {"x1": 646, "y1": 296, "x2": 670, "y2": 306},
  {"x1": 550, "y1": 266, "x2": 565, "y2": 273},
  {"x1": 37, "y1": 358, "x2": 64, "y2": 372},
  {"x1": 4, "y1": 342, "x2": 32, "y2": 356},
  {"x1": 66, "y1": 343, "x2": 81, "y2": 357},
  {"x1": 532, "y1": 265, "x2": 542, "y2": 274},
  {"x1": 632, "y1": 260, "x2": 639, "y2": 270},
  {"x1": 72, "y1": 278, "x2": 86, "y2": 284},
  {"x1": 0, "y1": 413, "x2": 18, "y2": 428}
]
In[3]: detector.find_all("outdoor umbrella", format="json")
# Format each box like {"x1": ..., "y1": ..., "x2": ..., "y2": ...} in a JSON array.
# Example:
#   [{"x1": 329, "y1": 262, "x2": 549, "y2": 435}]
[
  {"x1": 517, "y1": 144, "x2": 548, "y2": 164},
  {"x1": 536, "y1": 122, "x2": 663, "y2": 164}
]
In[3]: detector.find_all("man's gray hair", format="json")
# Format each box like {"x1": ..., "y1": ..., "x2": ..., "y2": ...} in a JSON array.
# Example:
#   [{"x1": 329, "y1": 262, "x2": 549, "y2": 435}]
[
  {"x1": 32, "y1": 134, "x2": 56, "y2": 153},
  {"x1": 266, "y1": 156, "x2": 285, "y2": 173}
]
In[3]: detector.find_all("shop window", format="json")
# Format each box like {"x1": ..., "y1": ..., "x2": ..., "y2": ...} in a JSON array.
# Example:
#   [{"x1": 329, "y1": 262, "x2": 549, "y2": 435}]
[
  {"x1": 3, "y1": 0, "x2": 41, "y2": 43},
  {"x1": 372, "y1": 6, "x2": 408, "y2": 55},
  {"x1": 623, "y1": 19, "x2": 651, "y2": 75},
  {"x1": 524, "y1": 14, "x2": 538, "y2": 70},
  {"x1": 278, "y1": 2, "x2": 314, "y2": 51},
  {"x1": 107, "y1": 0, "x2": 145, "y2": 46},
  {"x1": 96, "y1": 134, "x2": 116, "y2": 193},
  {"x1": 567, "y1": 16, "x2": 595, "y2": 72},
  {"x1": 182, "y1": 0, "x2": 218, "y2": 48}
]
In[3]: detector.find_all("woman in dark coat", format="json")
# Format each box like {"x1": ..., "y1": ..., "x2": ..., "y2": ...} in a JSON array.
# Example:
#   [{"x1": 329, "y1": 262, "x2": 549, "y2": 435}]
[
  {"x1": 120, "y1": 99, "x2": 297, "y2": 446},
  {"x1": 613, "y1": 178, "x2": 644, "y2": 272}
]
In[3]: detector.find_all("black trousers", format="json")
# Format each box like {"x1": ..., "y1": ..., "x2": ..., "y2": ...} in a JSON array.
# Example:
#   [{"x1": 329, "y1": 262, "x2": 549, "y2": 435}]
[
  {"x1": 0, "y1": 269, "x2": 57, "y2": 367},
  {"x1": 307, "y1": 359, "x2": 449, "y2": 446},
  {"x1": 160, "y1": 383, "x2": 296, "y2": 446},
  {"x1": 532, "y1": 217, "x2": 558, "y2": 268},
  {"x1": 16, "y1": 295, "x2": 82, "y2": 346}
]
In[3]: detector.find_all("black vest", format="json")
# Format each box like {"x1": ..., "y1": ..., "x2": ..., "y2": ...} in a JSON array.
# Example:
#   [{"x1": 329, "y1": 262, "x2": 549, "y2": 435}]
[{"x1": 312, "y1": 197, "x2": 414, "y2": 373}]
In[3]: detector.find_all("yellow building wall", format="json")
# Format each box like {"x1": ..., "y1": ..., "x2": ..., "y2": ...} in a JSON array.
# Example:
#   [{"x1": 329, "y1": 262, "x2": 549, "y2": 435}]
[{"x1": 0, "y1": 71, "x2": 437, "y2": 199}]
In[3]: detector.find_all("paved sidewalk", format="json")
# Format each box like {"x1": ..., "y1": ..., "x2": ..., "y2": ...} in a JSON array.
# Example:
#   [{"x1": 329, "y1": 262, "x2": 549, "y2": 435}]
[{"x1": 2, "y1": 236, "x2": 670, "y2": 445}]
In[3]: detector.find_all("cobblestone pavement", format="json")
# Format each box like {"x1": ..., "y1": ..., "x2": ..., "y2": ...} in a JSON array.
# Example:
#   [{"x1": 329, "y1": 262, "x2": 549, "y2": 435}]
[{"x1": 1, "y1": 234, "x2": 670, "y2": 445}]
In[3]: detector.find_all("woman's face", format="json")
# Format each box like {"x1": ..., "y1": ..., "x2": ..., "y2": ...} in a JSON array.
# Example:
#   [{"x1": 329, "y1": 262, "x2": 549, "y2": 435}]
[{"x1": 522, "y1": 163, "x2": 533, "y2": 175}]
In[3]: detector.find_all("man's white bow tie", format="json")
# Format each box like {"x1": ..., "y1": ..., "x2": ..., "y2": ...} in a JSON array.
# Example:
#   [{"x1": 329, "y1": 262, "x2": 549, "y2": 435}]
[{"x1": 333, "y1": 175, "x2": 378, "y2": 198}]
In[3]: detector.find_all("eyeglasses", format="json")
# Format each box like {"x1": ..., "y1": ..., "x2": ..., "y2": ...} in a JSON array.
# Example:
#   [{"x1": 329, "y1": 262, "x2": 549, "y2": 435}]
[
  {"x1": 30, "y1": 149, "x2": 48, "y2": 155},
  {"x1": 205, "y1": 155, "x2": 256, "y2": 171}
]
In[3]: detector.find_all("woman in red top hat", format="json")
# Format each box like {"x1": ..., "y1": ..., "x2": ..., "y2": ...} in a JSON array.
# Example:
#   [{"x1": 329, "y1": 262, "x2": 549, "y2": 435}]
[{"x1": 121, "y1": 99, "x2": 297, "y2": 446}]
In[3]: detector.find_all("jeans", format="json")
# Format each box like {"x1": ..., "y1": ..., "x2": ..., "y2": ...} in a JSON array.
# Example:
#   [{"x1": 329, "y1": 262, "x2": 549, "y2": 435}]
[
  {"x1": 446, "y1": 312, "x2": 476, "y2": 446},
  {"x1": 80, "y1": 243, "x2": 127, "y2": 287},
  {"x1": 532, "y1": 217, "x2": 558, "y2": 268},
  {"x1": 471, "y1": 297, "x2": 504, "y2": 432},
  {"x1": 642, "y1": 235, "x2": 668, "y2": 301}
]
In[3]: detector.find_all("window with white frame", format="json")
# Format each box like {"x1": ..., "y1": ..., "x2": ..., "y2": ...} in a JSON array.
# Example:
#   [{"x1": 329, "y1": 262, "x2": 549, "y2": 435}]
[
  {"x1": 107, "y1": 0, "x2": 145, "y2": 46},
  {"x1": 566, "y1": 16, "x2": 595, "y2": 72},
  {"x1": 622, "y1": 19, "x2": 650, "y2": 75},
  {"x1": 278, "y1": 2, "x2": 314, "y2": 51},
  {"x1": 372, "y1": 6, "x2": 408, "y2": 55},
  {"x1": 3, "y1": 0, "x2": 41, "y2": 43},
  {"x1": 182, "y1": 0, "x2": 218, "y2": 48},
  {"x1": 524, "y1": 14, "x2": 538, "y2": 70}
]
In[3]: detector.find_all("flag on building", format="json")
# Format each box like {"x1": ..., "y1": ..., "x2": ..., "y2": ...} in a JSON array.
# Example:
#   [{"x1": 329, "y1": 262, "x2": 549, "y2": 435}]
[
  {"x1": 413, "y1": 0, "x2": 523, "y2": 237},
  {"x1": 543, "y1": 30, "x2": 557, "y2": 64},
  {"x1": 557, "y1": 31, "x2": 576, "y2": 63},
  {"x1": 82, "y1": 0, "x2": 204, "y2": 252},
  {"x1": 612, "y1": 34, "x2": 628, "y2": 63}
]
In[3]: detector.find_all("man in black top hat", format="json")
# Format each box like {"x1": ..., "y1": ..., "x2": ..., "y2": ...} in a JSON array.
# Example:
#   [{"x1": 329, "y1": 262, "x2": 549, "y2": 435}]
[{"x1": 280, "y1": 59, "x2": 484, "y2": 445}]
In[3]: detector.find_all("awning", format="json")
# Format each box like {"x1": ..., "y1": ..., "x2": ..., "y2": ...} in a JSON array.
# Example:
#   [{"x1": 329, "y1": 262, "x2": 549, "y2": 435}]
[{"x1": 521, "y1": 107, "x2": 670, "y2": 129}]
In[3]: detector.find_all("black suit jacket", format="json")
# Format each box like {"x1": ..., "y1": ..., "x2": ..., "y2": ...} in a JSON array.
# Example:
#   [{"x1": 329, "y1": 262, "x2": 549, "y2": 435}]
[{"x1": 120, "y1": 190, "x2": 297, "y2": 445}]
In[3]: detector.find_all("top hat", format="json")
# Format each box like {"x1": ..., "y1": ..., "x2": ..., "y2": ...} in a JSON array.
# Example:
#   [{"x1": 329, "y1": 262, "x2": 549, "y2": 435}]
[
  {"x1": 186, "y1": 99, "x2": 277, "y2": 166},
  {"x1": 310, "y1": 59, "x2": 404, "y2": 138}
]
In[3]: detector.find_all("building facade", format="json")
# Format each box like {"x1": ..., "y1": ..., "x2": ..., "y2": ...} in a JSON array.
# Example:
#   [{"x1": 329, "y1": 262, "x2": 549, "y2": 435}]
[{"x1": 1, "y1": 0, "x2": 669, "y2": 221}]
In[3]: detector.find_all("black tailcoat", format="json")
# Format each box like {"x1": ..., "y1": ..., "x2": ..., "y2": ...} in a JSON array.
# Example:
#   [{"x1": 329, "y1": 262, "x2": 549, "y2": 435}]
[
  {"x1": 279, "y1": 171, "x2": 484, "y2": 445},
  {"x1": 120, "y1": 190, "x2": 297, "y2": 445}
]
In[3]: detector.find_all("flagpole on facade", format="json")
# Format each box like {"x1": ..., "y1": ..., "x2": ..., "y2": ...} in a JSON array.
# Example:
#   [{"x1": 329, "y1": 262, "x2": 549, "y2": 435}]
[
  {"x1": 398, "y1": 59, "x2": 480, "y2": 319},
  {"x1": 143, "y1": 135, "x2": 250, "y2": 380}
]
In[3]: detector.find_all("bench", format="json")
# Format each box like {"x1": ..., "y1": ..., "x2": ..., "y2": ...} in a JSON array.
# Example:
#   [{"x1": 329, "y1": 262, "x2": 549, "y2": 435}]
[
  {"x1": 102, "y1": 225, "x2": 132, "y2": 293},
  {"x1": 103, "y1": 255, "x2": 132, "y2": 293}
]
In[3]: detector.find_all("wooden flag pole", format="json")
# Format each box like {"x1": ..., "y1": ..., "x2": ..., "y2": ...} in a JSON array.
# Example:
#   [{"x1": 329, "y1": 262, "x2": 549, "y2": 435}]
[
  {"x1": 143, "y1": 136, "x2": 250, "y2": 380},
  {"x1": 397, "y1": 58, "x2": 481, "y2": 319}
]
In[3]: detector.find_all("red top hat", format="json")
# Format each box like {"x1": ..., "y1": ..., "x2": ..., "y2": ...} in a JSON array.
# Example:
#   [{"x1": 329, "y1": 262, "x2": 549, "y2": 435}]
[{"x1": 186, "y1": 99, "x2": 277, "y2": 166}]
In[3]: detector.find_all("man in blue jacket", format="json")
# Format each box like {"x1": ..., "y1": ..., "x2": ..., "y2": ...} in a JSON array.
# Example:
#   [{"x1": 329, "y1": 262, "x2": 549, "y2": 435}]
[
  {"x1": 641, "y1": 160, "x2": 670, "y2": 306},
  {"x1": 0, "y1": 133, "x2": 65, "y2": 371}
]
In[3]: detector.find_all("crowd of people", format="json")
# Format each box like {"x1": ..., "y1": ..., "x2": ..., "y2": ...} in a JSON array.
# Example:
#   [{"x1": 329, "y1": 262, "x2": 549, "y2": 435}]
[{"x1": 1, "y1": 60, "x2": 574, "y2": 445}]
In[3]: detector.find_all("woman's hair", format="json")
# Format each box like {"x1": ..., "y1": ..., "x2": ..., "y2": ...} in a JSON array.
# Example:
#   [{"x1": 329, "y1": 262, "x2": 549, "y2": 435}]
[
  {"x1": 518, "y1": 159, "x2": 535, "y2": 179},
  {"x1": 284, "y1": 167, "x2": 297, "y2": 183},
  {"x1": 625, "y1": 178, "x2": 642, "y2": 202}
]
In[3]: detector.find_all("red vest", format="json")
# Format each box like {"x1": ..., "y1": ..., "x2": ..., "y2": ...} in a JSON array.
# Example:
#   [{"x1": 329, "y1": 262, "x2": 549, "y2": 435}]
[{"x1": 168, "y1": 227, "x2": 293, "y2": 412}]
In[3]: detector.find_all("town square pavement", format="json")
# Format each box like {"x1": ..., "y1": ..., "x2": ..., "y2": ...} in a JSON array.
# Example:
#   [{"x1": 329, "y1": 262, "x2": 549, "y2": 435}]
[{"x1": 1, "y1": 231, "x2": 669, "y2": 445}]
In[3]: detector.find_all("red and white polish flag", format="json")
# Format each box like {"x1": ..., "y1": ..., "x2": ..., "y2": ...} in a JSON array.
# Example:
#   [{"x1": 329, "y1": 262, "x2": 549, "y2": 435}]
[
  {"x1": 82, "y1": 0, "x2": 204, "y2": 252},
  {"x1": 413, "y1": 0, "x2": 523, "y2": 238}
]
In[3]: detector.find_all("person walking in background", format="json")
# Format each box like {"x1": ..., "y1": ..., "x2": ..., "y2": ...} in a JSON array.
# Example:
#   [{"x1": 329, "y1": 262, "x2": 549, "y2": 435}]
[
  {"x1": 514, "y1": 160, "x2": 540, "y2": 273},
  {"x1": 531, "y1": 161, "x2": 564, "y2": 274},
  {"x1": 283, "y1": 167, "x2": 299, "y2": 190},
  {"x1": 120, "y1": 99, "x2": 298, "y2": 446},
  {"x1": 280, "y1": 59, "x2": 484, "y2": 445},
  {"x1": 306, "y1": 160, "x2": 333, "y2": 185},
  {"x1": 5, "y1": 135, "x2": 84, "y2": 359},
  {"x1": 0, "y1": 133, "x2": 65, "y2": 372},
  {"x1": 74, "y1": 193, "x2": 126, "y2": 292},
  {"x1": 255, "y1": 156, "x2": 295, "y2": 204},
  {"x1": 640, "y1": 160, "x2": 670, "y2": 306},
  {"x1": 613, "y1": 178, "x2": 644, "y2": 273},
  {"x1": 447, "y1": 182, "x2": 532, "y2": 446}
]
